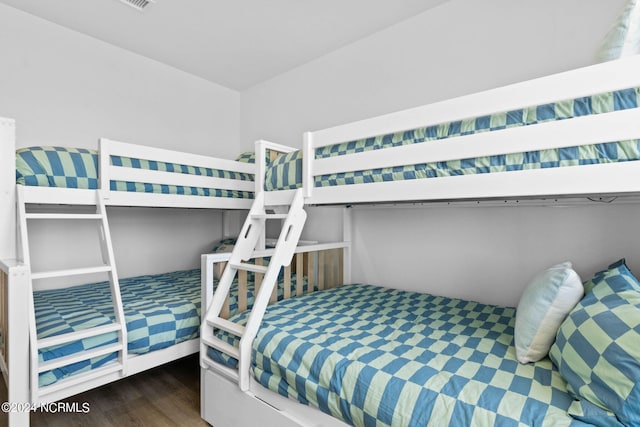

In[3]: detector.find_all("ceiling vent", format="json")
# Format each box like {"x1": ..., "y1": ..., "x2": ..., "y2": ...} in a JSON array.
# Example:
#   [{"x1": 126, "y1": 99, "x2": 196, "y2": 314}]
[{"x1": 118, "y1": 0, "x2": 155, "y2": 11}]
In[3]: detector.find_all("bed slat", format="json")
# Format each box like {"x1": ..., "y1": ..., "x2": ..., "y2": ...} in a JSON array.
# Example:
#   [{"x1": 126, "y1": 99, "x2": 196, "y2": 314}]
[
  {"x1": 318, "y1": 251, "x2": 325, "y2": 291},
  {"x1": 283, "y1": 263, "x2": 292, "y2": 300},
  {"x1": 296, "y1": 254, "x2": 304, "y2": 297},
  {"x1": 238, "y1": 270, "x2": 248, "y2": 313}
]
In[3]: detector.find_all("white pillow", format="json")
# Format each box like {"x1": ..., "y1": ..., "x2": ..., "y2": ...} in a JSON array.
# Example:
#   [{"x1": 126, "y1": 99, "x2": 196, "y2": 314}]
[{"x1": 514, "y1": 262, "x2": 583, "y2": 364}]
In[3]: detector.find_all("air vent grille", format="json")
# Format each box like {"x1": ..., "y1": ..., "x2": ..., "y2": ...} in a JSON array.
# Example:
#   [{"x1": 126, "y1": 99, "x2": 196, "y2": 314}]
[{"x1": 118, "y1": 0, "x2": 155, "y2": 11}]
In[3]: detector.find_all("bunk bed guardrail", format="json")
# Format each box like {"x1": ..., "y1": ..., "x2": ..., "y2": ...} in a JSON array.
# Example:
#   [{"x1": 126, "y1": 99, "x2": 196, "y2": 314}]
[
  {"x1": 18, "y1": 138, "x2": 257, "y2": 209},
  {"x1": 100, "y1": 138, "x2": 256, "y2": 208},
  {"x1": 199, "y1": 239, "x2": 351, "y2": 381},
  {"x1": 201, "y1": 240, "x2": 350, "y2": 317},
  {"x1": 275, "y1": 55, "x2": 640, "y2": 205}
]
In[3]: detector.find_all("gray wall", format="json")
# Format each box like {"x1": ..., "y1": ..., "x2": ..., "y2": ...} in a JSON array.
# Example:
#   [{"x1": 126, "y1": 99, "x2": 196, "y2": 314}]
[{"x1": 0, "y1": 4, "x2": 242, "y2": 277}]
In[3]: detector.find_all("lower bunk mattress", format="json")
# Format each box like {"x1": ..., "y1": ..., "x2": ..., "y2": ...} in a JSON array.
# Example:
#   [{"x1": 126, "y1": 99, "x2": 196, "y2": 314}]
[
  {"x1": 36, "y1": 268, "x2": 307, "y2": 387},
  {"x1": 35, "y1": 269, "x2": 202, "y2": 387},
  {"x1": 209, "y1": 284, "x2": 585, "y2": 427}
]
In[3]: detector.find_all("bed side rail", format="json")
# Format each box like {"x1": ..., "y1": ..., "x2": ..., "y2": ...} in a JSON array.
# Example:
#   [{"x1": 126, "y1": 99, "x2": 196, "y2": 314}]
[
  {"x1": 99, "y1": 138, "x2": 256, "y2": 198},
  {"x1": 300, "y1": 57, "x2": 640, "y2": 202},
  {"x1": 201, "y1": 241, "x2": 350, "y2": 318},
  {"x1": 0, "y1": 259, "x2": 31, "y2": 426}
]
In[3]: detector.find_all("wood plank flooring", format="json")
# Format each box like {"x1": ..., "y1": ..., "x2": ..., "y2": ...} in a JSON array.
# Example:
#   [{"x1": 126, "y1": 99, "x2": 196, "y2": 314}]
[{"x1": 0, "y1": 355, "x2": 209, "y2": 427}]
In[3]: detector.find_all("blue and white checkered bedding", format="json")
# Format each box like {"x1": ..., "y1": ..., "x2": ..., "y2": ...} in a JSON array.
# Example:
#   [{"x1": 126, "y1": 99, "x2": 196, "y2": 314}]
[
  {"x1": 35, "y1": 269, "x2": 309, "y2": 387},
  {"x1": 35, "y1": 269, "x2": 202, "y2": 387},
  {"x1": 209, "y1": 285, "x2": 587, "y2": 427},
  {"x1": 16, "y1": 147, "x2": 254, "y2": 199},
  {"x1": 266, "y1": 87, "x2": 640, "y2": 191}
]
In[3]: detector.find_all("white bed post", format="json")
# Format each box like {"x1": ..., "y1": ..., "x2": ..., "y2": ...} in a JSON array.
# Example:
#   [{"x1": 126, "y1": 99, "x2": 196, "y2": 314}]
[
  {"x1": 255, "y1": 140, "x2": 268, "y2": 250},
  {"x1": 98, "y1": 138, "x2": 110, "y2": 200},
  {"x1": 221, "y1": 210, "x2": 232, "y2": 239},
  {"x1": 4, "y1": 262, "x2": 30, "y2": 427},
  {"x1": 342, "y1": 207, "x2": 352, "y2": 285},
  {"x1": 255, "y1": 140, "x2": 268, "y2": 197},
  {"x1": 0, "y1": 118, "x2": 30, "y2": 426},
  {"x1": 303, "y1": 132, "x2": 313, "y2": 199},
  {"x1": 0, "y1": 118, "x2": 16, "y2": 261}
]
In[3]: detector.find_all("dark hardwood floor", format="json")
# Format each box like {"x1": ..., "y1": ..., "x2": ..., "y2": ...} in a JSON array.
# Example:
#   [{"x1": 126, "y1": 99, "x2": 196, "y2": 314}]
[{"x1": 0, "y1": 355, "x2": 209, "y2": 427}]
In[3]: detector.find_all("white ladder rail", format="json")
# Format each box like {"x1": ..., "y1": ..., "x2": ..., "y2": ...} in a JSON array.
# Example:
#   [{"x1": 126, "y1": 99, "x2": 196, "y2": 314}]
[
  {"x1": 16, "y1": 186, "x2": 40, "y2": 404},
  {"x1": 17, "y1": 188, "x2": 128, "y2": 403},
  {"x1": 204, "y1": 191, "x2": 269, "y2": 323},
  {"x1": 237, "y1": 189, "x2": 306, "y2": 390},
  {"x1": 95, "y1": 190, "x2": 128, "y2": 375},
  {"x1": 201, "y1": 189, "x2": 307, "y2": 390}
]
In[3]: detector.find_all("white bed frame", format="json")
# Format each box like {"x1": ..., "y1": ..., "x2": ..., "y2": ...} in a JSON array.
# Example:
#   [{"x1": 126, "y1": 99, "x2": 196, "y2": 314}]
[
  {"x1": 202, "y1": 56, "x2": 640, "y2": 427},
  {"x1": 0, "y1": 132, "x2": 256, "y2": 426},
  {"x1": 257, "y1": 55, "x2": 640, "y2": 207}
]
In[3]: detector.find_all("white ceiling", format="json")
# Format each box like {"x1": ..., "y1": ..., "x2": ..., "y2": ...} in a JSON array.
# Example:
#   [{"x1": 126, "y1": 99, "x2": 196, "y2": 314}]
[{"x1": 0, "y1": 0, "x2": 449, "y2": 90}]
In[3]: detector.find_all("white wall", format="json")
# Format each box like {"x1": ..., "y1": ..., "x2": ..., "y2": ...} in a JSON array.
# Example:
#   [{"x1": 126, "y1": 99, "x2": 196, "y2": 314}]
[
  {"x1": 240, "y1": 0, "x2": 632, "y2": 306},
  {"x1": 352, "y1": 202, "x2": 639, "y2": 306},
  {"x1": 0, "y1": 4, "x2": 242, "y2": 278},
  {"x1": 241, "y1": 0, "x2": 626, "y2": 149}
]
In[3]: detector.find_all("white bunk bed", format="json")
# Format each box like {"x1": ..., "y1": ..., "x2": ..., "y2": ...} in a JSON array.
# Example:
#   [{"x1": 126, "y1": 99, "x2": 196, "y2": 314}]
[
  {"x1": 0, "y1": 133, "x2": 257, "y2": 426},
  {"x1": 201, "y1": 55, "x2": 640, "y2": 427}
]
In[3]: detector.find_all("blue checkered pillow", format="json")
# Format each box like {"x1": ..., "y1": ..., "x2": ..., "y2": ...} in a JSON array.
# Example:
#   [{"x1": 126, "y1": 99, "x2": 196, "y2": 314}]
[
  {"x1": 235, "y1": 151, "x2": 272, "y2": 165},
  {"x1": 211, "y1": 237, "x2": 237, "y2": 253},
  {"x1": 550, "y1": 260, "x2": 640, "y2": 426},
  {"x1": 16, "y1": 146, "x2": 99, "y2": 189},
  {"x1": 566, "y1": 399, "x2": 622, "y2": 427},
  {"x1": 583, "y1": 258, "x2": 640, "y2": 294}
]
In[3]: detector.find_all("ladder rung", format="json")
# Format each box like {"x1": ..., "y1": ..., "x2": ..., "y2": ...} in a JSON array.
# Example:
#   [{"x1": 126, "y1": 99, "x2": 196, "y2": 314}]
[
  {"x1": 38, "y1": 362, "x2": 125, "y2": 398},
  {"x1": 201, "y1": 355, "x2": 239, "y2": 381},
  {"x1": 231, "y1": 262, "x2": 268, "y2": 274},
  {"x1": 251, "y1": 213, "x2": 288, "y2": 220},
  {"x1": 31, "y1": 265, "x2": 112, "y2": 280},
  {"x1": 39, "y1": 342, "x2": 124, "y2": 373},
  {"x1": 202, "y1": 336, "x2": 240, "y2": 359},
  {"x1": 208, "y1": 317, "x2": 246, "y2": 337},
  {"x1": 38, "y1": 323, "x2": 122, "y2": 350},
  {"x1": 25, "y1": 213, "x2": 103, "y2": 220}
]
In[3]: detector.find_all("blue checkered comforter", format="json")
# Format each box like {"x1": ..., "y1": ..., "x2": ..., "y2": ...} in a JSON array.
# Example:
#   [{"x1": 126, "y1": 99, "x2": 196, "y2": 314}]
[
  {"x1": 266, "y1": 87, "x2": 640, "y2": 191},
  {"x1": 16, "y1": 147, "x2": 254, "y2": 199},
  {"x1": 210, "y1": 285, "x2": 588, "y2": 427},
  {"x1": 35, "y1": 269, "x2": 309, "y2": 387},
  {"x1": 35, "y1": 269, "x2": 202, "y2": 387}
]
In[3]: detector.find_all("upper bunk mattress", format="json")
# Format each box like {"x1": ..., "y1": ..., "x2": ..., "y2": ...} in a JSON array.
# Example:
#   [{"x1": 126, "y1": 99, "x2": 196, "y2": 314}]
[
  {"x1": 266, "y1": 87, "x2": 640, "y2": 191},
  {"x1": 208, "y1": 284, "x2": 585, "y2": 427},
  {"x1": 16, "y1": 146, "x2": 255, "y2": 199}
]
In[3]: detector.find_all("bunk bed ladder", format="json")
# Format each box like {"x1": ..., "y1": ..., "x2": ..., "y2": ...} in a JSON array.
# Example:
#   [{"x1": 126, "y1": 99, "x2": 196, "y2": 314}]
[
  {"x1": 17, "y1": 187, "x2": 128, "y2": 402},
  {"x1": 201, "y1": 189, "x2": 307, "y2": 391}
]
